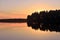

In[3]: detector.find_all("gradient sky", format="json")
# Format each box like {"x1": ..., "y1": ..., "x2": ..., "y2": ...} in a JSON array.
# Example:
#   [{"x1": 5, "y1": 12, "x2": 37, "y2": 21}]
[{"x1": 0, "y1": 0, "x2": 60, "y2": 18}]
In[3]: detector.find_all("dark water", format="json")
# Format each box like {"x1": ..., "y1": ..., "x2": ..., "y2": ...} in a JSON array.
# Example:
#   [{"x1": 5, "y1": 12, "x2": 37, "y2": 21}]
[{"x1": 0, "y1": 23, "x2": 60, "y2": 40}]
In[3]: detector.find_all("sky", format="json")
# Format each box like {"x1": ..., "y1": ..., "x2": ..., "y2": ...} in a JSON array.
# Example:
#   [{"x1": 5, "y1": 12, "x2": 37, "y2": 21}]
[{"x1": 0, "y1": 0, "x2": 60, "y2": 18}]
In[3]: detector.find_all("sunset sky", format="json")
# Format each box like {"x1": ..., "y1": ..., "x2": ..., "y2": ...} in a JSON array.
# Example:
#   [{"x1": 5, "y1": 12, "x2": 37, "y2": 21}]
[{"x1": 0, "y1": 0, "x2": 60, "y2": 18}]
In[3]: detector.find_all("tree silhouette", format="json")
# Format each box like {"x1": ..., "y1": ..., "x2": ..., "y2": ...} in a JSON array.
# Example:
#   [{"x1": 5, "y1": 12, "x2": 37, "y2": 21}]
[{"x1": 27, "y1": 10, "x2": 60, "y2": 32}]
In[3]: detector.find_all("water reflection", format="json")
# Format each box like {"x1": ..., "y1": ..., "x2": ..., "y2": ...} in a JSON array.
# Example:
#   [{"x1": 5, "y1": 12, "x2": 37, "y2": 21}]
[
  {"x1": 0, "y1": 23, "x2": 60, "y2": 40},
  {"x1": 27, "y1": 21, "x2": 60, "y2": 32}
]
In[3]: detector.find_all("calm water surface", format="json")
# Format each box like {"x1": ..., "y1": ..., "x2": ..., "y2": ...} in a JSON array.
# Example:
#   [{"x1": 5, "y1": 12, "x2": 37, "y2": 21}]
[{"x1": 0, "y1": 23, "x2": 60, "y2": 40}]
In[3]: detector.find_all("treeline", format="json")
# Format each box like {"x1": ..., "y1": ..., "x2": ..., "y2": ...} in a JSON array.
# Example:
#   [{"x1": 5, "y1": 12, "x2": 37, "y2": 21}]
[
  {"x1": 0, "y1": 19, "x2": 27, "y2": 23},
  {"x1": 27, "y1": 10, "x2": 60, "y2": 32}
]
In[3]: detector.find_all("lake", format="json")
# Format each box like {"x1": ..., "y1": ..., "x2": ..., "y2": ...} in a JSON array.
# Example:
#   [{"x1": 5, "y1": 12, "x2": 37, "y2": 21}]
[{"x1": 0, "y1": 23, "x2": 60, "y2": 40}]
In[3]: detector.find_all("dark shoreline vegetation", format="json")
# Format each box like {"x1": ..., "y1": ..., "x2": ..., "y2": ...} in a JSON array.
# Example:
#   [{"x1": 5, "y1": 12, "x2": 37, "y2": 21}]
[
  {"x1": 0, "y1": 19, "x2": 27, "y2": 23},
  {"x1": 27, "y1": 10, "x2": 60, "y2": 32},
  {"x1": 0, "y1": 10, "x2": 60, "y2": 32}
]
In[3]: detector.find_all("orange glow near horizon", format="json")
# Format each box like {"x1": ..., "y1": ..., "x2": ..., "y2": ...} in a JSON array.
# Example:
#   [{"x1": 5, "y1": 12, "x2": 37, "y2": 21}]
[
  {"x1": 0, "y1": 3, "x2": 60, "y2": 19},
  {"x1": 0, "y1": 0, "x2": 60, "y2": 19}
]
